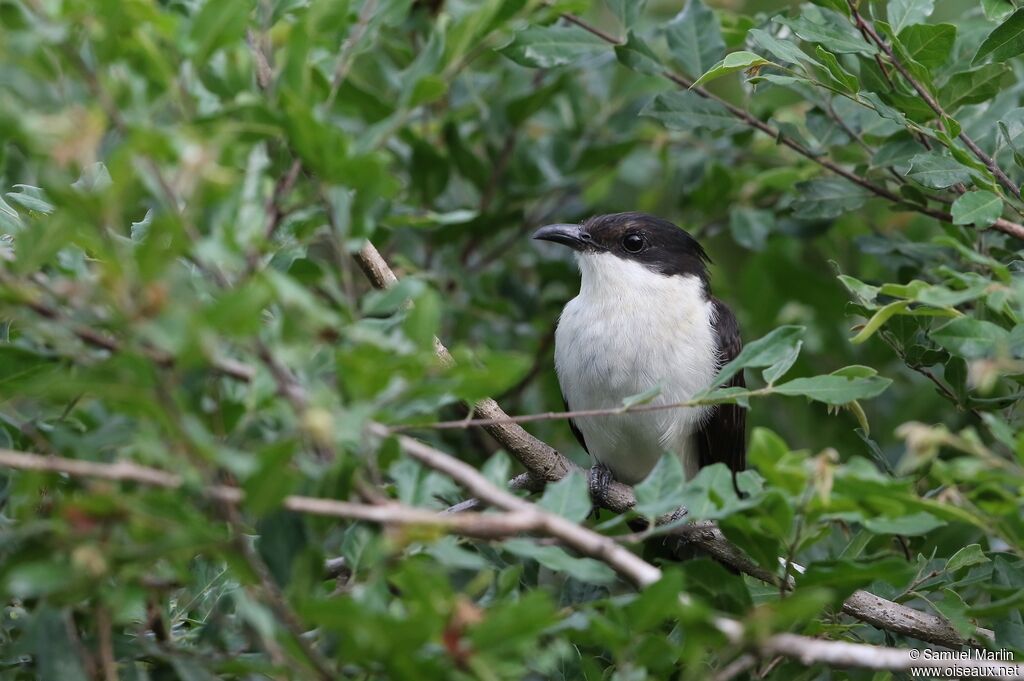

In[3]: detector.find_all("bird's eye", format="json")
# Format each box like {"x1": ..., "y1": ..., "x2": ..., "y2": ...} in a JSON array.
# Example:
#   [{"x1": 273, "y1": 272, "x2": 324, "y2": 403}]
[{"x1": 622, "y1": 233, "x2": 645, "y2": 253}]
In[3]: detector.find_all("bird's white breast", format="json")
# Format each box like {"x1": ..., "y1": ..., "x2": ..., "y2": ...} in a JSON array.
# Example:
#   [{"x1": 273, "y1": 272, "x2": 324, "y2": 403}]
[{"x1": 554, "y1": 252, "x2": 720, "y2": 484}]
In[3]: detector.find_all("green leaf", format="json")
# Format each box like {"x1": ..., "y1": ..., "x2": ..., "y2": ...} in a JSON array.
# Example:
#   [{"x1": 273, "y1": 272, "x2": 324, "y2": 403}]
[
  {"x1": 188, "y1": 0, "x2": 253, "y2": 63},
  {"x1": 946, "y1": 544, "x2": 991, "y2": 572},
  {"x1": 499, "y1": 26, "x2": 606, "y2": 68},
  {"x1": 898, "y1": 23, "x2": 956, "y2": 69},
  {"x1": 974, "y1": 7, "x2": 1024, "y2": 64},
  {"x1": 799, "y1": 558, "x2": 917, "y2": 600},
  {"x1": 838, "y1": 273, "x2": 881, "y2": 305},
  {"x1": 748, "y1": 28, "x2": 822, "y2": 68},
  {"x1": 6, "y1": 185, "x2": 53, "y2": 213},
  {"x1": 538, "y1": 471, "x2": 591, "y2": 523},
  {"x1": 469, "y1": 591, "x2": 558, "y2": 654},
  {"x1": 772, "y1": 373, "x2": 892, "y2": 405},
  {"x1": 951, "y1": 190, "x2": 1003, "y2": 227},
  {"x1": 792, "y1": 178, "x2": 870, "y2": 218},
  {"x1": 775, "y1": 6, "x2": 877, "y2": 56},
  {"x1": 666, "y1": 0, "x2": 726, "y2": 78},
  {"x1": 931, "y1": 317, "x2": 1012, "y2": 358},
  {"x1": 940, "y1": 64, "x2": 1010, "y2": 110},
  {"x1": 614, "y1": 31, "x2": 662, "y2": 75},
  {"x1": 622, "y1": 383, "x2": 662, "y2": 408},
  {"x1": 863, "y1": 511, "x2": 945, "y2": 536},
  {"x1": 983, "y1": 0, "x2": 1017, "y2": 22},
  {"x1": 605, "y1": 0, "x2": 647, "y2": 28},
  {"x1": 0, "y1": 193, "x2": 22, "y2": 231},
  {"x1": 677, "y1": 463, "x2": 745, "y2": 519},
  {"x1": 712, "y1": 325, "x2": 805, "y2": 386},
  {"x1": 851, "y1": 300, "x2": 911, "y2": 344},
  {"x1": 502, "y1": 539, "x2": 617, "y2": 585},
  {"x1": 815, "y1": 47, "x2": 858, "y2": 92},
  {"x1": 906, "y1": 152, "x2": 972, "y2": 189},
  {"x1": 634, "y1": 453, "x2": 686, "y2": 517},
  {"x1": 30, "y1": 608, "x2": 89, "y2": 681},
  {"x1": 887, "y1": 0, "x2": 934, "y2": 32},
  {"x1": 728, "y1": 206, "x2": 773, "y2": 251},
  {"x1": 762, "y1": 340, "x2": 802, "y2": 385},
  {"x1": 692, "y1": 50, "x2": 772, "y2": 87},
  {"x1": 641, "y1": 90, "x2": 739, "y2": 132}
]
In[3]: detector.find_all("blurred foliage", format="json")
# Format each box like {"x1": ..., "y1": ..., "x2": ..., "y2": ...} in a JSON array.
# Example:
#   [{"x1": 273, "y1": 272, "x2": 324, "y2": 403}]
[{"x1": 1, "y1": 0, "x2": 1024, "y2": 678}]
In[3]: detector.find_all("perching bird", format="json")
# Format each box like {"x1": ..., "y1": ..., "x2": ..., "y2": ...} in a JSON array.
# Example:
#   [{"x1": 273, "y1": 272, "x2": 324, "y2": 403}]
[{"x1": 533, "y1": 212, "x2": 746, "y2": 494}]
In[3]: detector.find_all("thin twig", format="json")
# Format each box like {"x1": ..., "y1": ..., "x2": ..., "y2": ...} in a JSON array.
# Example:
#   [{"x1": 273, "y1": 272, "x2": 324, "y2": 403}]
[{"x1": 387, "y1": 390, "x2": 761, "y2": 431}]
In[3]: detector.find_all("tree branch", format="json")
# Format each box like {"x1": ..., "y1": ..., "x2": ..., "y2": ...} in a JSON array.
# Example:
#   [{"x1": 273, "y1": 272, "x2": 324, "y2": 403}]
[
  {"x1": 370, "y1": 428, "x2": 1017, "y2": 676},
  {"x1": 0, "y1": 448, "x2": 554, "y2": 539}
]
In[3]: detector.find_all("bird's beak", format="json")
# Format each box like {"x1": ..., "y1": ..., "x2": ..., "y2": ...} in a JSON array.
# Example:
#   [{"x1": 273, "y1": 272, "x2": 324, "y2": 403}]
[{"x1": 532, "y1": 223, "x2": 587, "y2": 251}]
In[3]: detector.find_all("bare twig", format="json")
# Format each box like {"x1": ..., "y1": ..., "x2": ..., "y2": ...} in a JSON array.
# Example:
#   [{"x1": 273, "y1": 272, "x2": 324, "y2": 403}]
[{"x1": 0, "y1": 448, "x2": 553, "y2": 539}]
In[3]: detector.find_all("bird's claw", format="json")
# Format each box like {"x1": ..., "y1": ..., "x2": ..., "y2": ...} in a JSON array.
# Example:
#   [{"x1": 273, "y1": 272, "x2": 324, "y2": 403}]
[{"x1": 588, "y1": 462, "x2": 615, "y2": 514}]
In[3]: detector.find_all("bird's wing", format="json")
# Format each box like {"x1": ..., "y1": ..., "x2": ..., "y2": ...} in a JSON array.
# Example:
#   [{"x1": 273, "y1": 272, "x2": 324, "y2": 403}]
[
  {"x1": 696, "y1": 298, "x2": 746, "y2": 474},
  {"x1": 562, "y1": 394, "x2": 589, "y2": 453}
]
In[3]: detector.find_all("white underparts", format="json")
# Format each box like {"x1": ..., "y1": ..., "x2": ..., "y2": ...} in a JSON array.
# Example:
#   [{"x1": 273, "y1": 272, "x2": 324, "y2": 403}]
[{"x1": 554, "y1": 252, "x2": 720, "y2": 484}]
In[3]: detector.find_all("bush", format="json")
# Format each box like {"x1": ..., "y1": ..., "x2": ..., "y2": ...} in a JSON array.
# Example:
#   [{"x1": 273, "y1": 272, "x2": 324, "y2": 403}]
[{"x1": 1, "y1": 0, "x2": 1023, "y2": 678}]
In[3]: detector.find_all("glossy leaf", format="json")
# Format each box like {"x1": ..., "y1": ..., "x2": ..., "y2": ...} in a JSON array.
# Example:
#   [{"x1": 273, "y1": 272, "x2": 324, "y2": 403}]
[{"x1": 887, "y1": 0, "x2": 934, "y2": 32}]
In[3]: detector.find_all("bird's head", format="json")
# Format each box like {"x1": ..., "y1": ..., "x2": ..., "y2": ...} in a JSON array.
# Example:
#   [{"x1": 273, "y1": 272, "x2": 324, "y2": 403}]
[{"x1": 532, "y1": 212, "x2": 710, "y2": 289}]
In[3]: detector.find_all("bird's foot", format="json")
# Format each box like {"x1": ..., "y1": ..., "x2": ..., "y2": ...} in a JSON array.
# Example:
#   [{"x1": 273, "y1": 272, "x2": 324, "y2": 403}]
[
  {"x1": 588, "y1": 462, "x2": 616, "y2": 516},
  {"x1": 662, "y1": 506, "x2": 689, "y2": 525}
]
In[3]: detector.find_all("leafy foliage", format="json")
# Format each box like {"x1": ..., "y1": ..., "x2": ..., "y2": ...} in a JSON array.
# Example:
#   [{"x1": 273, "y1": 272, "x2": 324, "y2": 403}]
[{"x1": 1, "y1": 0, "x2": 1024, "y2": 679}]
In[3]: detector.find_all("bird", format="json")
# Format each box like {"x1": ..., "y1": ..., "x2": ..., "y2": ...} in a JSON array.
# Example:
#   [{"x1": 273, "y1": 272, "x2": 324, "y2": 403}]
[{"x1": 532, "y1": 212, "x2": 746, "y2": 498}]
